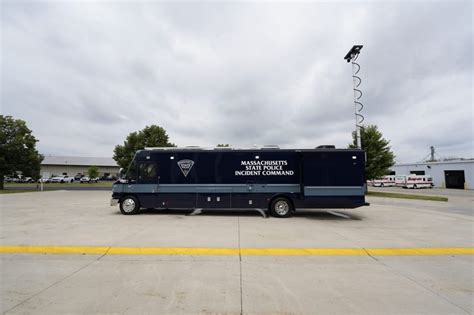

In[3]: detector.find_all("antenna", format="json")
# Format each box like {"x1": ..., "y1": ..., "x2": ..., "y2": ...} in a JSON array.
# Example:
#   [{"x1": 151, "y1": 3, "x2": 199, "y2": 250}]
[{"x1": 344, "y1": 45, "x2": 364, "y2": 149}]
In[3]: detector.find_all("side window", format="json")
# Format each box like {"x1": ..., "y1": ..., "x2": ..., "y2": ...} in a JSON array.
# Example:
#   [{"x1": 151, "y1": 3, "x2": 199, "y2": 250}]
[{"x1": 139, "y1": 162, "x2": 157, "y2": 182}]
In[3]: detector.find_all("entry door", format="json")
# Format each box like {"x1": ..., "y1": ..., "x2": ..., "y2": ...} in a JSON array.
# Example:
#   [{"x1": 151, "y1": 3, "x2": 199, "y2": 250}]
[
  {"x1": 445, "y1": 170, "x2": 465, "y2": 189},
  {"x1": 137, "y1": 161, "x2": 159, "y2": 207}
]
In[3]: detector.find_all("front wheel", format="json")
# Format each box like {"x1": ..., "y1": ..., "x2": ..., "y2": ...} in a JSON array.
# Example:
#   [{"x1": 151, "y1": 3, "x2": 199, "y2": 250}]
[
  {"x1": 120, "y1": 196, "x2": 140, "y2": 215},
  {"x1": 270, "y1": 197, "x2": 293, "y2": 218}
]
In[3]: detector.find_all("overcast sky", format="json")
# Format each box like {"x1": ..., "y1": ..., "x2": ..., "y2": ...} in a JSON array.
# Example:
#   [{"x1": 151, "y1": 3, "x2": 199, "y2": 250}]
[{"x1": 1, "y1": 1, "x2": 472, "y2": 163}]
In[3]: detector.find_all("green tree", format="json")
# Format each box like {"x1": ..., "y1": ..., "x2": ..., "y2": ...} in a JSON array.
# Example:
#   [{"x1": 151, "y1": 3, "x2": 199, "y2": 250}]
[
  {"x1": 0, "y1": 115, "x2": 43, "y2": 189},
  {"x1": 216, "y1": 144, "x2": 230, "y2": 147},
  {"x1": 87, "y1": 166, "x2": 99, "y2": 179},
  {"x1": 349, "y1": 125, "x2": 395, "y2": 180},
  {"x1": 113, "y1": 125, "x2": 175, "y2": 169}
]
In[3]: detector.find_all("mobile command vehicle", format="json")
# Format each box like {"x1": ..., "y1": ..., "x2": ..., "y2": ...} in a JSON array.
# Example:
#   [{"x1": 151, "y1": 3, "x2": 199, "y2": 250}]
[{"x1": 111, "y1": 146, "x2": 369, "y2": 218}]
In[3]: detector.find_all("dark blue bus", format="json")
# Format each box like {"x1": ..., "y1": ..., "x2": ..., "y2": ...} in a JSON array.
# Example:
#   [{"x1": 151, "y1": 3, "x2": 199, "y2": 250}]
[{"x1": 111, "y1": 146, "x2": 368, "y2": 217}]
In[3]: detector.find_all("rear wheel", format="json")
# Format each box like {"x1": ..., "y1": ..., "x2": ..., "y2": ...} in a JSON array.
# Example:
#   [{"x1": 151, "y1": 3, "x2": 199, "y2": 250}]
[
  {"x1": 380, "y1": 183, "x2": 384, "y2": 188},
  {"x1": 413, "y1": 184, "x2": 417, "y2": 189},
  {"x1": 270, "y1": 197, "x2": 293, "y2": 218},
  {"x1": 120, "y1": 196, "x2": 140, "y2": 215}
]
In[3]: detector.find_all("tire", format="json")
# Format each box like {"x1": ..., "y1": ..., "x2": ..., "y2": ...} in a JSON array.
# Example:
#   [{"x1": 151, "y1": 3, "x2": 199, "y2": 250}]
[
  {"x1": 270, "y1": 197, "x2": 293, "y2": 218},
  {"x1": 120, "y1": 196, "x2": 140, "y2": 215},
  {"x1": 380, "y1": 183, "x2": 384, "y2": 188},
  {"x1": 413, "y1": 184, "x2": 417, "y2": 189}
]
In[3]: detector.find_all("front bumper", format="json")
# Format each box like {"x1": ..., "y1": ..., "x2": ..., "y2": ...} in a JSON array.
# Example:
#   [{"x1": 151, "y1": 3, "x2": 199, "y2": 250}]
[{"x1": 110, "y1": 198, "x2": 119, "y2": 206}]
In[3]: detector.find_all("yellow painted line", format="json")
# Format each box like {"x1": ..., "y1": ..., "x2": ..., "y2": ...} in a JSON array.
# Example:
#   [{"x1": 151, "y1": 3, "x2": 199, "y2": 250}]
[
  {"x1": 0, "y1": 246, "x2": 473, "y2": 256},
  {"x1": 240, "y1": 248, "x2": 367, "y2": 256},
  {"x1": 366, "y1": 248, "x2": 474, "y2": 256},
  {"x1": 0, "y1": 246, "x2": 109, "y2": 255},
  {"x1": 107, "y1": 247, "x2": 239, "y2": 256}
]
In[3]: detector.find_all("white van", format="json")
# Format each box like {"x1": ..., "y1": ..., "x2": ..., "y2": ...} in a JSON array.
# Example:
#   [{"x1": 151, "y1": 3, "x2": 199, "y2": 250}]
[
  {"x1": 372, "y1": 175, "x2": 396, "y2": 187},
  {"x1": 395, "y1": 175, "x2": 407, "y2": 187},
  {"x1": 404, "y1": 175, "x2": 434, "y2": 189}
]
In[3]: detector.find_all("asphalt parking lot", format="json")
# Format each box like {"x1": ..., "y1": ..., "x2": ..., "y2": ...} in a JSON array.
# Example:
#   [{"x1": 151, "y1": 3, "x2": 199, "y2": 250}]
[{"x1": 1, "y1": 190, "x2": 473, "y2": 314}]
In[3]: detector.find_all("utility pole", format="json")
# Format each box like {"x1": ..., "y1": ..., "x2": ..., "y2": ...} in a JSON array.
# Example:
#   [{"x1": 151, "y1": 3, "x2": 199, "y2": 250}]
[{"x1": 430, "y1": 146, "x2": 435, "y2": 162}]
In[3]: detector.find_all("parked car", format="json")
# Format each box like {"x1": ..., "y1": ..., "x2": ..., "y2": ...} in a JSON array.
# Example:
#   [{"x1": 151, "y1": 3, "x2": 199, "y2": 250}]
[
  {"x1": 20, "y1": 177, "x2": 34, "y2": 183},
  {"x1": 80, "y1": 176, "x2": 98, "y2": 183},
  {"x1": 38, "y1": 177, "x2": 50, "y2": 183},
  {"x1": 5, "y1": 176, "x2": 20, "y2": 183},
  {"x1": 51, "y1": 175, "x2": 74, "y2": 183},
  {"x1": 74, "y1": 174, "x2": 84, "y2": 180}
]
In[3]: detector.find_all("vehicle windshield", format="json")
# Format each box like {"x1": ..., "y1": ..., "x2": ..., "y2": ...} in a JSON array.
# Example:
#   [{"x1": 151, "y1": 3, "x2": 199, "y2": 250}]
[{"x1": 124, "y1": 157, "x2": 138, "y2": 180}]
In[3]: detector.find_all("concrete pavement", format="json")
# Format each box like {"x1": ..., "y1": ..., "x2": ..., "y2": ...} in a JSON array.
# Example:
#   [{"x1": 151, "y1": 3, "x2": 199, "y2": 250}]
[{"x1": 0, "y1": 191, "x2": 473, "y2": 314}]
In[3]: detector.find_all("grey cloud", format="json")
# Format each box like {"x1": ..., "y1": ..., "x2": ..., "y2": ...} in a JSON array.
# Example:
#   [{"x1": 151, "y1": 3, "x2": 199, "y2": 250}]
[{"x1": 1, "y1": 1, "x2": 472, "y2": 163}]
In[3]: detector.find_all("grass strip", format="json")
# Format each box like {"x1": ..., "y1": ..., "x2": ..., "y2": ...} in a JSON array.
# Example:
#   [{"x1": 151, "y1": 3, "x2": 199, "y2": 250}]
[{"x1": 367, "y1": 191, "x2": 448, "y2": 202}]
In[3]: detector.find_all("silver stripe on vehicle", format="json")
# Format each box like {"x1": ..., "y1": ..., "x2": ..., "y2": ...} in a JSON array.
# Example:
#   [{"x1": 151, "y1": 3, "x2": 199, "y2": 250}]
[
  {"x1": 158, "y1": 184, "x2": 300, "y2": 194},
  {"x1": 304, "y1": 186, "x2": 365, "y2": 196},
  {"x1": 118, "y1": 183, "x2": 364, "y2": 196}
]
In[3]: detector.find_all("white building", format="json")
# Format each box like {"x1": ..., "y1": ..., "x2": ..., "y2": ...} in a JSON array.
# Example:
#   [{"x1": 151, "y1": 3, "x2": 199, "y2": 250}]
[
  {"x1": 390, "y1": 160, "x2": 474, "y2": 189},
  {"x1": 41, "y1": 156, "x2": 119, "y2": 179}
]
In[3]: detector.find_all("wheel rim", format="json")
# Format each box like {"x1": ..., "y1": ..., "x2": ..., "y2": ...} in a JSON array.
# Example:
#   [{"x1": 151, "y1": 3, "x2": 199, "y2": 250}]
[
  {"x1": 275, "y1": 200, "x2": 289, "y2": 216},
  {"x1": 122, "y1": 198, "x2": 136, "y2": 213}
]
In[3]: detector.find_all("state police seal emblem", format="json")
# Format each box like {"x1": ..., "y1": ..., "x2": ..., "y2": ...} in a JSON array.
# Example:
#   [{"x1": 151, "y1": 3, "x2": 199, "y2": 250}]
[{"x1": 177, "y1": 159, "x2": 194, "y2": 177}]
